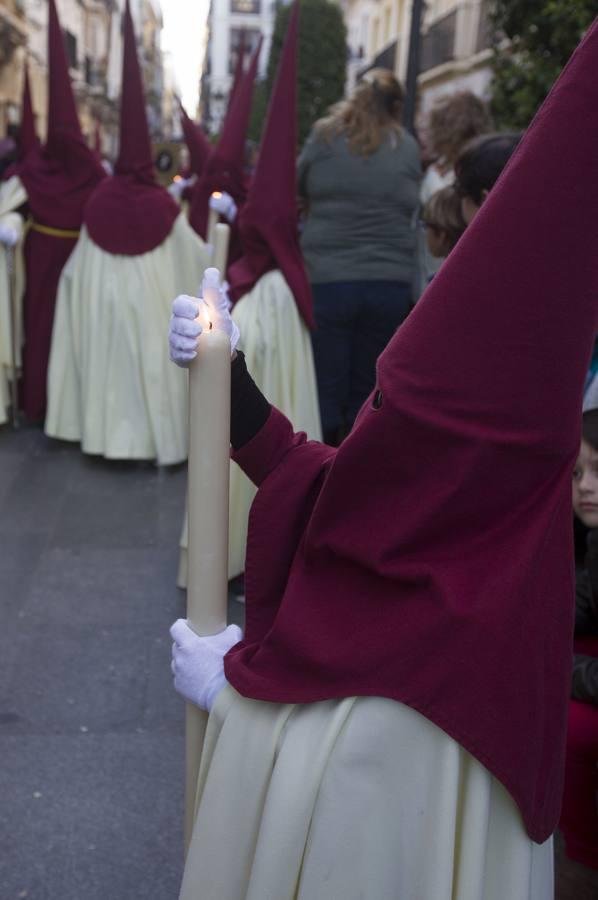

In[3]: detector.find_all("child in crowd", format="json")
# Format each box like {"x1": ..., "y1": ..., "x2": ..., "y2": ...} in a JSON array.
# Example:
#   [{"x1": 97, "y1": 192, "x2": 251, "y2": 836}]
[
  {"x1": 422, "y1": 185, "x2": 466, "y2": 262},
  {"x1": 560, "y1": 408, "x2": 598, "y2": 869}
]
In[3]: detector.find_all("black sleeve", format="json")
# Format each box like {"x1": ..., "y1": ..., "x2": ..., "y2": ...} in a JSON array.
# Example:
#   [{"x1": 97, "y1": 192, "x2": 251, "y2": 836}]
[
  {"x1": 230, "y1": 352, "x2": 272, "y2": 451},
  {"x1": 575, "y1": 567, "x2": 596, "y2": 635},
  {"x1": 572, "y1": 652, "x2": 598, "y2": 704}
]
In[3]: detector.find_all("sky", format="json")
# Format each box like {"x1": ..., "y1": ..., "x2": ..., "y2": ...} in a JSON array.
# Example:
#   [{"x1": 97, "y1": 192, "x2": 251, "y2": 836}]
[{"x1": 160, "y1": 0, "x2": 210, "y2": 116}]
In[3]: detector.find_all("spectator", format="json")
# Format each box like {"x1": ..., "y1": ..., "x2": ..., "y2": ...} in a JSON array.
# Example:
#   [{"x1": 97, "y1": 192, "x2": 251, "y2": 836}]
[
  {"x1": 297, "y1": 68, "x2": 421, "y2": 445},
  {"x1": 421, "y1": 185, "x2": 466, "y2": 262},
  {"x1": 416, "y1": 92, "x2": 490, "y2": 288},
  {"x1": 559, "y1": 408, "x2": 598, "y2": 869},
  {"x1": 454, "y1": 132, "x2": 522, "y2": 224}
]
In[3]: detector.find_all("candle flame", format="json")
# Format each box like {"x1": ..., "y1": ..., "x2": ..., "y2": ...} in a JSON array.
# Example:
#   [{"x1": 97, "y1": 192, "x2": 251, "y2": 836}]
[
  {"x1": 211, "y1": 191, "x2": 223, "y2": 200},
  {"x1": 196, "y1": 299, "x2": 212, "y2": 332}
]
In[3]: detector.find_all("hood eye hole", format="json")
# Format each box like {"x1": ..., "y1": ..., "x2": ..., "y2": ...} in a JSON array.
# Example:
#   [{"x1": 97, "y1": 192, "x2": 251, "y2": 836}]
[{"x1": 372, "y1": 389, "x2": 383, "y2": 410}]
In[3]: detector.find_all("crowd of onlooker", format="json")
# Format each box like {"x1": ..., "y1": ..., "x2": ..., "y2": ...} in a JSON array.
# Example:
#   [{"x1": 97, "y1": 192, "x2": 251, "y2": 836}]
[{"x1": 297, "y1": 71, "x2": 598, "y2": 873}]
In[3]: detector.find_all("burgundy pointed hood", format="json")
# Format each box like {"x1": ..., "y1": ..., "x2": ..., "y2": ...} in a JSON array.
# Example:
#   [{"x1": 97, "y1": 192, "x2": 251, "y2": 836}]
[
  {"x1": 227, "y1": 29, "x2": 247, "y2": 112},
  {"x1": 17, "y1": 0, "x2": 105, "y2": 229},
  {"x1": 226, "y1": 18, "x2": 598, "y2": 844},
  {"x1": 84, "y1": 0, "x2": 179, "y2": 255},
  {"x1": 20, "y1": 63, "x2": 39, "y2": 158},
  {"x1": 189, "y1": 36, "x2": 262, "y2": 239},
  {"x1": 228, "y1": 2, "x2": 313, "y2": 328},
  {"x1": 179, "y1": 101, "x2": 212, "y2": 177},
  {"x1": 46, "y1": 0, "x2": 81, "y2": 147}
]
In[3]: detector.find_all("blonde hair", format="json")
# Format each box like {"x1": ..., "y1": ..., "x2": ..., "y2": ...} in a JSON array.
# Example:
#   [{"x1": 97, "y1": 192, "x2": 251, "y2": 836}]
[
  {"x1": 427, "y1": 91, "x2": 491, "y2": 166},
  {"x1": 422, "y1": 186, "x2": 466, "y2": 253},
  {"x1": 315, "y1": 69, "x2": 405, "y2": 158}
]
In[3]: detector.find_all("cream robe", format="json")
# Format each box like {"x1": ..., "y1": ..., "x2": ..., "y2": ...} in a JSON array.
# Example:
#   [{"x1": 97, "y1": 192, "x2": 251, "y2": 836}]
[
  {"x1": 0, "y1": 176, "x2": 27, "y2": 424},
  {"x1": 180, "y1": 686, "x2": 553, "y2": 900},
  {"x1": 177, "y1": 269, "x2": 322, "y2": 585},
  {"x1": 45, "y1": 214, "x2": 210, "y2": 464}
]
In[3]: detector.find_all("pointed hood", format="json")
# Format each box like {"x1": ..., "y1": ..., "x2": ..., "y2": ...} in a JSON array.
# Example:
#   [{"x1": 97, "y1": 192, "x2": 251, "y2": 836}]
[
  {"x1": 16, "y1": 0, "x2": 105, "y2": 229},
  {"x1": 179, "y1": 100, "x2": 212, "y2": 177},
  {"x1": 228, "y1": 2, "x2": 313, "y2": 328},
  {"x1": 225, "y1": 19, "x2": 598, "y2": 844},
  {"x1": 114, "y1": 0, "x2": 154, "y2": 180},
  {"x1": 227, "y1": 29, "x2": 247, "y2": 113},
  {"x1": 189, "y1": 36, "x2": 262, "y2": 239},
  {"x1": 20, "y1": 63, "x2": 39, "y2": 158},
  {"x1": 47, "y1": 0, "x2": 82, "y2": 146},
  {"x1": 84, "y1": 0, "x2": 179, "y2": 255}
]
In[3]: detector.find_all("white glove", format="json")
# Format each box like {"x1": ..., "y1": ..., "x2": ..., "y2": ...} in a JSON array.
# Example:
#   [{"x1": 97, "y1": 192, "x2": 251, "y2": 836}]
[
  {"x1": 169, "y1": 268, "x2": 240, "y2": 367},
  {"x1": 0, "y1": 223, "x2": 19, "y2": 247},
  {"x1": 170, "y1": 619, "x2": 243, "y2": 711},
  {"x1": 168, "y1": 176, "x2": 194, "y2": 200},
  {"x1": 209, "y1": 190, "x2": 238, "y2": 223}
]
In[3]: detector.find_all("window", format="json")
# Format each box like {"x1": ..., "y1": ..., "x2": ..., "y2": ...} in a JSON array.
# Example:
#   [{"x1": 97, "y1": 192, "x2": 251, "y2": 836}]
[
  {"x1": 231, "y1": 0, "x2": 260, "y2": 13},
  {"x1": 64, "y1": 29, "x2": 78, "y2": 69}
]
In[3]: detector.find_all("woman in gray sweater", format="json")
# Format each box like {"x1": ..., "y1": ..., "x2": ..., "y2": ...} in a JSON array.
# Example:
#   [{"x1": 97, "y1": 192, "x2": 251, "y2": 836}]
[{"x1": 297, "y1": 69, "x2": 421, "y2": 444}]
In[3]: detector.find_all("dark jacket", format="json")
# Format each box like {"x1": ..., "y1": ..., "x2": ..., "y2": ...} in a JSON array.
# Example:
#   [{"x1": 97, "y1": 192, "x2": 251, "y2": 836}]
[{"x1": 573, "y1": 528, "x2": 598, "y2": 703}]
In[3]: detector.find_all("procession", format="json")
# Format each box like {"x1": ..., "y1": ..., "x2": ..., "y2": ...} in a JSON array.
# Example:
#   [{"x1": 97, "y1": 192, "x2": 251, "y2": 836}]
[{"x1": 2, "y1": 0, "x2": 598, "y2": 897}]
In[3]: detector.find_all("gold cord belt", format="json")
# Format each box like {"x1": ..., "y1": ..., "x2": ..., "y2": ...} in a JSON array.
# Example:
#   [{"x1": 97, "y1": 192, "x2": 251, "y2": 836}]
[{"x1": 30, "y1": 221, "x2": 80, "y2": 239}]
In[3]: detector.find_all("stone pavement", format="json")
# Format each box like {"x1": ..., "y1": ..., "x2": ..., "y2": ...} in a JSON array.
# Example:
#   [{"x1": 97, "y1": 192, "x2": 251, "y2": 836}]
[
  {"x1": 0, "y1": 424, "x2": 243, "y2": 900},
  {"x1": 2, "y1": 423, "x2": 598, "y2": 899}
]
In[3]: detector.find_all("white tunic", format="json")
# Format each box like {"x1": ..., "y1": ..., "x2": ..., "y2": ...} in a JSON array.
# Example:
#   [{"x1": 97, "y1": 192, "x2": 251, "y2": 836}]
[
  {"x1": 0, "y1": 176, "x2": 27, "y2": 424},
  {"x1": 45, "y1": 214, "x2": 210, "y2": 464},
  {"x1": 180, "y1": 686, "x2": 553, "y2": 900}
]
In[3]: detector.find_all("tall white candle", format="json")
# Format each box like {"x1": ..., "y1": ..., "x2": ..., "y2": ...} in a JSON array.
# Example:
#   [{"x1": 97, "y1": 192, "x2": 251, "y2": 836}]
[
  {"x1": 211, "y1": 222, "x2": 229, "y2": 277},
  {"x1": 206, "y1": 191, "x2": 222, "y2": 247},
  {"x1": 184, "y1": 268, "x2": 231, "y2": 852}
]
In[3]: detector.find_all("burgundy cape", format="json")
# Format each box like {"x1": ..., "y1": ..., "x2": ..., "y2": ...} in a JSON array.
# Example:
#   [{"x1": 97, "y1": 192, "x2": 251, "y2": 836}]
[
  {"x1": 225, "y1": 20, "x2": 598, "y2": 843},
  {"x1": 188, "y1": 38, "x2": 262, "y2": 263},
  {"x1": 228, "y1": 2, "x2": 314, "y2": 329},
  {"x1": 17, "y1": 0, "x2": 105, "y2": 419},
  {"x1": 84, "y1": 1, "x2": 179, "y2": 255}
]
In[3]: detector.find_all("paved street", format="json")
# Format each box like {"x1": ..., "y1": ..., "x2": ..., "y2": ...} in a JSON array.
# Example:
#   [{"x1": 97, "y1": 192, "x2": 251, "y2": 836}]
[
  {"x1": 2, "y1": 423, "x2": 598, "y2": 899},
  {"x1": 0, "y1": 423, "x2": 243, "y2": 900}
]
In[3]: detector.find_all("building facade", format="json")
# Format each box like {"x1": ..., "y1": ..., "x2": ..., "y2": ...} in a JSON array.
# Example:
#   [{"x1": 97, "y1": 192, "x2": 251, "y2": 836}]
[
  {"x1": 199, "y1": 0, "x2": 274, "y2": 136},
  {"x1": 0, "y1": 0, "x2": 167, "y2": 159},
  {"x1": 342, "y1": 0, "x2": 493, "y2": 118}
]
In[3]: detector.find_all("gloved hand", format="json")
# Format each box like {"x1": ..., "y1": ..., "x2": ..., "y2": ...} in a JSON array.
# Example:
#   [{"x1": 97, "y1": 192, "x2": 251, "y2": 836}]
[
  {"x1": 209, "y1": 190, "x2": 238, "y2": 223},
  {"x1": 169, "y1": 268, "x2": 240, "y2": 367},
  {"x1": 0, "y1": 223, "x2": 19, "y2": 247},
  {"x1": 170, "y1": 619, "x2": 243, "y2": 711},
  {"x1": 168, "y1": 176, "x2": 194, "y2": 200}
]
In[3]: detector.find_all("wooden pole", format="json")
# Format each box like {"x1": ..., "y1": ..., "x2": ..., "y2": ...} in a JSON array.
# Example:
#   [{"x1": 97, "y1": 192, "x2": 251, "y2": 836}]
[{"x1": 184, "y1": 254, "x2": 231, "y2": 854}]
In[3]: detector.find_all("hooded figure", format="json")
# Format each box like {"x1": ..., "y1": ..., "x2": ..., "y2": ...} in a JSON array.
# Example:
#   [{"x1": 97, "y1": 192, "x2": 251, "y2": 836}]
[
  {"x1": 0, "y1": 62, "x2": 36, "y2": 423},
  {"x1": 176, "y1": 3, "x2": 320, "y2": 586},
  {"x1": 44, "y1": 0, "x2": 210, "y2": 464},
  {"x1": 174, "y1": 101, "x2": 211, "y2": 208},
  {"x1": 171, "y1": 16, "x2": 598, "y2": 900},
  {"x1": 16, "y1": 0, "x2": 105, "y2": 420},
  {"x1": 188, "y1": 38, "x2": 261, "y2": 264}
]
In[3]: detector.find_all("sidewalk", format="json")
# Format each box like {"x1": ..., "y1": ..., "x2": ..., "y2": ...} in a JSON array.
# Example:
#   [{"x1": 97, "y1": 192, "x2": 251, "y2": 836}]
[{"x1": 0, "y1": 424, "x2": 242, "y2": 900}]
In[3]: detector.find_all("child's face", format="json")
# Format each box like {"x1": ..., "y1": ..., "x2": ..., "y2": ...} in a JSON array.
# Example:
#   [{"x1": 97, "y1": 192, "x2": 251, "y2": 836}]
[
  {"x1": 572, "y1": 439, "x2": 598, "y2": 528},
  {"x1": 425, "y1": 223, "x2": 451, "y2": 259}
]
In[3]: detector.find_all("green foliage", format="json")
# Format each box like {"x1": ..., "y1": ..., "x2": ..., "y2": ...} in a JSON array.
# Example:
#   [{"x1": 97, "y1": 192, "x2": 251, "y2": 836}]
[
  {"x1": 249, "y1": 0, "x2": 347, "y2": 147},
  {"x1": 490, "y1": 0, "x2": 598, "y2": 129}
]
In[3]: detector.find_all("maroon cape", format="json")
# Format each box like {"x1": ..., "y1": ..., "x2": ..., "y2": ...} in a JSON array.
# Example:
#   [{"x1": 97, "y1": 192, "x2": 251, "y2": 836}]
[{"x1": 225, "y1": 19, "x2": 598, "y2": 843}]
